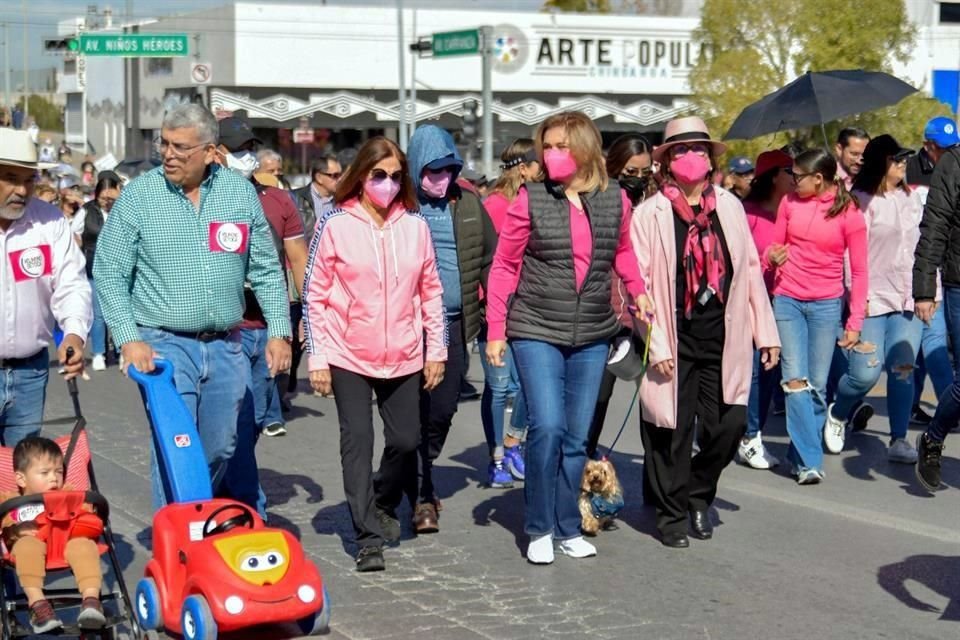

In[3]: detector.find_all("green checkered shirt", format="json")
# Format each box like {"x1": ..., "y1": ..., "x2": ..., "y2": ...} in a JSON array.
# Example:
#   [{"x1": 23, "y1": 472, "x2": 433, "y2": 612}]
[{"x1": 93, "y1": 165, "x2": 290, "y2": 346}]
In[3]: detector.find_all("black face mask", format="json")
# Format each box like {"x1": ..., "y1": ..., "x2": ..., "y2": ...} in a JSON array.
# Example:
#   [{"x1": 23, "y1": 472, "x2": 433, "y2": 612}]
[{"x1": 619, "y1": 175, "x2": 652, "y2": 205}]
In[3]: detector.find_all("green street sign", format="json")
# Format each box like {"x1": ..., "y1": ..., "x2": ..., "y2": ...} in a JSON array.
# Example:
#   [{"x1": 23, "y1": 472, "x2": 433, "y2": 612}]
[
  {"x1": 432, "y1": 29, "x2": 481, "y2": 57},
  {"x1": 73, "y1": 34, "x2": 189, "y2": 57}
]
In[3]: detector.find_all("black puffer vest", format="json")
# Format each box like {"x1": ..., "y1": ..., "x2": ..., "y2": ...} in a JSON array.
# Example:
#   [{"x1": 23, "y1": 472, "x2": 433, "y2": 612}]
[{"x1": 506, "y1": 181, "x2": 622, "y2": 346}]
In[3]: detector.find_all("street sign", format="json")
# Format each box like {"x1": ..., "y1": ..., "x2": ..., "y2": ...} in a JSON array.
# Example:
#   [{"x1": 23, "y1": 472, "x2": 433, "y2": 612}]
[
  {"x1": 294, "y1": 128, "x2": 315, "y2": 144},
  {"x1": 72, "y1": 33, "x2": 189, "y2": 57},
  {"x1": 432, "y1": 29, "x2": 481, "y2": 58},
  {"x1": 191, "y1": 62, "x2": 212, "y2": 85}
]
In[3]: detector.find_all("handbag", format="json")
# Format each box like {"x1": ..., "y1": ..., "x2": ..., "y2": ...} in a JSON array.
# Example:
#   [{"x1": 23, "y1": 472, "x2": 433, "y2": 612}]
[{"x1": 605, "y1": 316, "x2": 652, "y2": 381}]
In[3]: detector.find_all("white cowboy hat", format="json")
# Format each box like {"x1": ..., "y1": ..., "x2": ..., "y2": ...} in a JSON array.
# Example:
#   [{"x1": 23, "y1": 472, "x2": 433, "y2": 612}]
[{"x1": 0, "y1": 128, "x2": 38, "y2": 170}]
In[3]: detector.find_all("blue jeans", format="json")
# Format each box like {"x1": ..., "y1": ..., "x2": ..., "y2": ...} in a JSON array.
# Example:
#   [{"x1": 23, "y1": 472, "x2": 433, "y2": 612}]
[
  {"x1": 512, "y1": 339, "x2": 607, "y2": 540},
  {"x1": 746, "y1": 349, "x2": 780, "y2": 439},
  {"x1": 774, "y1": 296, "x2": 843, "y2": 472},
  {"x1": 914, "y1": 306, "x2": 953, "y2": 404},
  {"x1": 928, "y1": 287, "x2": 960, "y2": 442},
  {"x1": 0, "y1": 349, "x2": 48, "y2": 447},
  {"x1": 832, "y1": 312, "x2": 922, "y2": 441},
  {"x1": 223, "y1": 328, "x2": 273, "y2": 518},
  {"x1": 88, "y1": 278, "x2": 107, "y2": 356},
  {"x1": 141, "y1": 328, "x2": 248, "y2": 508},
  {"x1": 478, "y1": 336, "x2": 528, "y2": 455}
]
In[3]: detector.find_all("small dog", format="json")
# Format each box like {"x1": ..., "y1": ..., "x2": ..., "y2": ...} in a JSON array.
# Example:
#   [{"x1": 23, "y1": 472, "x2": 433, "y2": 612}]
[{"x1": 579, "y1": 458, "x2": 624, "y2": 536}]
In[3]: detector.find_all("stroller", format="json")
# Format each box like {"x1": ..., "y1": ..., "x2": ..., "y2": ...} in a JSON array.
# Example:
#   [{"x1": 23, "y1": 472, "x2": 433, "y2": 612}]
[{"x1": 0, "y1": 351, "x2": 142, "y2": 639}]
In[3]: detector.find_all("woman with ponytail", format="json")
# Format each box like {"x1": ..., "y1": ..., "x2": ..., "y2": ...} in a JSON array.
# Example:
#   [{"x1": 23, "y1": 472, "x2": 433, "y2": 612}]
[
  {"x1": 766, "y1": 148, "x2": 867, "y2": 485},
  {"x1": 631, "y1": 117, "x2": 779, "y2": 548}
]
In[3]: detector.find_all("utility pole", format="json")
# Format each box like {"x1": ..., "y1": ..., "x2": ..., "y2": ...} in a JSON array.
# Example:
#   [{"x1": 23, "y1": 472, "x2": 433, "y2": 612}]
[
  {"x1": 480, "y1": 25, "x2": 494, "y2": 179},
  {"x1": 408, "y1": 9, "x2": 417, "y2": 139},
  {"x1": 21, "y1": 0, "x2": 27, "y2": 120},
  {"x1": 395, "y1": 0, "x2": 407, "y2": 150},
  {"x1": 3, "y1": 23, "x2": 10, "y2": 110}
]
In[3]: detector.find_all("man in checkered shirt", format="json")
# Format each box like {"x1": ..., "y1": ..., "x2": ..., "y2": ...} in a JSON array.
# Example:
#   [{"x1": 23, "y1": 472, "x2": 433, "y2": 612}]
[{"x1": 93, "y1": 104, "x2": 291, "y2": 507}]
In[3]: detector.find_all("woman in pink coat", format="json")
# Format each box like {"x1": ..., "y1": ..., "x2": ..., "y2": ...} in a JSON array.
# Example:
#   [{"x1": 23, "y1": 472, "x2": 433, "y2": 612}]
[
  {"x1": 630, "y1": 117, "x2": 780, "y2": 548},
  {"x1": 303, "y1": 137, "x2": 447, "y2": 572}
]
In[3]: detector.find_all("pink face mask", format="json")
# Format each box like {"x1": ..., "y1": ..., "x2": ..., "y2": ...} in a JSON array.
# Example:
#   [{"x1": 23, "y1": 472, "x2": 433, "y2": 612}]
[
  {"x1": 421, "y1": 169, "x2": 453, "y2": 199},
  {"x1": 364, "y1": 175, "x2": 401, "y2": 208},
  {"x1": 670, "y1": 152, "x2": 711, "y2": 185},
  {"x1": 543, "y1": 148, "x2": 578, "y2": 182}
]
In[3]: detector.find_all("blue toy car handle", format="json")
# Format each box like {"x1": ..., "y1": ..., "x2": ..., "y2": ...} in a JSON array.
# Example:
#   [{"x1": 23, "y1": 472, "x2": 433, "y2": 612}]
[{"x1": 125, "y1": 358, "x2": 175, "y2": 388}]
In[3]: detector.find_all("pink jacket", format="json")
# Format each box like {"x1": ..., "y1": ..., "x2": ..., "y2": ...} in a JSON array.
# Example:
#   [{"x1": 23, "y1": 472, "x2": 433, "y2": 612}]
[
  {"x1": 631, "y1": 189, "x2": 780, "y2": 429},
  {"x1": 303, "y1": 199, "x2": 448, "y2": 379}
]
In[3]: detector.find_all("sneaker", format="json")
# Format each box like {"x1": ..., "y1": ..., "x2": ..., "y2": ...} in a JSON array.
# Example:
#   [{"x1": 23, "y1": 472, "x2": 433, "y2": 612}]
[
  {"x1": 850, "y1": 402, "x2": 874, "y2": 433},
  {"x1": 77, "y1": 597, "x2": 106, "y2": 629},
  {"x1": 823, "y1": 403, "x2": 847, "y2": 454},
  {"x1": 556, "y1": 536, "x2": 597, "y2": 559},
  {"x1": 797, "y1": 468, "x2": 825, "y2": 485},
  {"x1": 736, "y1": 434, "x2": 780, "y2": 470},
  {"x1": 262, "y1": 422, "x2": 287, "y2": 437},
  {"x1": 503, "y1": 444, "x2": 525, "y2": 480},
  {"x1": 29, "y1": 599, "x2": 62, "y2": 634},
  {"x1": 355, "y1": 546, "x2": 385, "y2": 572},
  {"x1": 91, "y1": 354, "x2": 106, "y2": 371},
  {"x1": 526, "y1": 533, "x2": 554, "y2": 565},
  {"x1": 488, "y1": 460, "x2": 514, "y2": 488},
  {"x1": 375, "y1": 508, "x2": 401, "y2": 543},
  {"x1": 911, "y1": 405, "x2": 933, "y2": 426},
  {"x1": 915, "y1": 433, "x2": 944, "y2": 491},
  {"x1": 888, "y1": 438, "x2": 918, "y2": 464}
]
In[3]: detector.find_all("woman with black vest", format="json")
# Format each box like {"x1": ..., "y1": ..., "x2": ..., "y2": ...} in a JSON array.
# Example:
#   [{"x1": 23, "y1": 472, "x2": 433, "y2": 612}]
[
  {"x1": 485, "y1": 111, "x2": 653, "y2": 564},
  {"x1": 78, "y1": 171, "x2": 123, "y2": 371}
]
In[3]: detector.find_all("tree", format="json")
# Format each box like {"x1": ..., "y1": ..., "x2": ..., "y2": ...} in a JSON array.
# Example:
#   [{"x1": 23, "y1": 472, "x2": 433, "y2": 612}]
[
  {"x1": 542, "y1": 0, "x2": 613, "y2": 11},
  {"x1": 690, "y1": 0, "x2": 949, "y2": 161},
  {"x1": 16, "y1": 95, "x2": 63, "y2": 133}
]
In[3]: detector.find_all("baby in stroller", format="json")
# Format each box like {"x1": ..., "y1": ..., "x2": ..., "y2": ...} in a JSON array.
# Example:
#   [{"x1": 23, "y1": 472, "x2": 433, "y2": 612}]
[{"x1": 1, "y1": 437, "x2": 105, "y2": 633}]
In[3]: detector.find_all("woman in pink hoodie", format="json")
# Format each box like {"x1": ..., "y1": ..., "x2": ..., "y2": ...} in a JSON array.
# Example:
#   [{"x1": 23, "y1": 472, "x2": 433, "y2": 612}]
[
  {"x1": 631, "y1": 116, "x2": 780, "y2": 548},
  {"x1": 303, "y1": 137, "x2": 447, "y2": 573}
]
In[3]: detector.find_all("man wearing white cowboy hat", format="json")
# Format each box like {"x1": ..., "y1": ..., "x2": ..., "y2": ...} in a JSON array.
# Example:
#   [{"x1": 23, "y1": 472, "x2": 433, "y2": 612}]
[{"x1": 0, "y1": 128, "x2": 91, "y2": 447}]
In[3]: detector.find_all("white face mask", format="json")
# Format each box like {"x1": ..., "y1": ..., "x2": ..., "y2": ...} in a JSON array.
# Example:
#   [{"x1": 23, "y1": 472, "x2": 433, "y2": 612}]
[{"x1": 225, "y1": 151, "x2": 259, "y2": 179}]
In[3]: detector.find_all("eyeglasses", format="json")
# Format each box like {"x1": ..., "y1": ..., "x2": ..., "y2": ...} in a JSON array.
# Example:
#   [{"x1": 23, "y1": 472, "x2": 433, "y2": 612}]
[
  {"x1": 153, "y1": 136, "x2": 209, "y2": 159},
  {"x1": 671, "y1": 143, "x2": 710, "y2": 157},
  {"x1": 319, "y1": 171, "x2": 342, "y2": 180},
  {"x1": 370, "y1": 169, "x2": 403, "y2": 183},
  {"x1": 786, "y1": 168, "x2": 815, "y2": 184}
]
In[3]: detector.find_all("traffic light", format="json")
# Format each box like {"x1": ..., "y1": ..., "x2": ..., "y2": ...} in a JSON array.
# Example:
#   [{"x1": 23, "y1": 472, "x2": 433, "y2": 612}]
[
  {"x1": 44, "y1": 38, "x2": 78, "y2": 53},
  {"x1": 462, "y1": 99, "x2": 479, "y2": 140}
]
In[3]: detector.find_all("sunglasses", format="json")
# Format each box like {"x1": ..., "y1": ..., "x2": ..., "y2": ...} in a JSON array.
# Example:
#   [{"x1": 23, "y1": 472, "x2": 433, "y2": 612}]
[
  {"x1": 319, "y1": 171, "x2": 342, "y2": 180},
  {"x1": 671, "y1": 143, "x2": 710, "y2": 157},
  {"x1": 370, "y1": 169, "x2": 403, "y2": 183},
  {"x1": 621, "y1": 166, "x2": 654, "y2": 178}
]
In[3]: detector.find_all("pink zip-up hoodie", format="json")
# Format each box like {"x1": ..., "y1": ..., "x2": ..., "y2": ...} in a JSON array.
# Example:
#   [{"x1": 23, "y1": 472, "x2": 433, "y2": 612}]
[{"x1": 303, "y1": 199, "x2": 448, "y2": 379}]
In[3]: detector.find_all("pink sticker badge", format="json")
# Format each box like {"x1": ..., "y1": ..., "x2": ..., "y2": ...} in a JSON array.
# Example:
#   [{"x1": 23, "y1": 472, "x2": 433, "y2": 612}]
[
  {"x1": 208, "y1": 222, "x2": 249, "y2": 253},
  {"x1": 7, "y1": 245, "x2": 53, "y2": 282}
]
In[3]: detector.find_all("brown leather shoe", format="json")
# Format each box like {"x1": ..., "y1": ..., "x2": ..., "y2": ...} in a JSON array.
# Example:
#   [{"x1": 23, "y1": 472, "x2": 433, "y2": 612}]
[{"x1": 413, "y1": 503, "x2": 439, "y2": 534}]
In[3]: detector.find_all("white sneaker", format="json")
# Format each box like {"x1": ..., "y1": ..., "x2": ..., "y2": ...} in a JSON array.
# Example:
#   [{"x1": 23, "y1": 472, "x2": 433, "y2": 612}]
[
  {"x1": 91, "y1": 354, "x2": 106, "y2": 371},
  {"x1": 556, "y1": 536, "x2": 597, "y2": 559},
  {"x1": 797, "y1": 468, "x2": 825, "y2": 485},
  {"x1": 526, "y1": 533, "x2": 554, "y2": 565},
  {"x1": 888, "y1": 438, "x2": 918, "y2": 464},
  {"x1": 823, "y1": 403, "x2": 847, "y2": 454},
  {"x1": 737, "y1": 435, "x2": 780, "y2": 469}
]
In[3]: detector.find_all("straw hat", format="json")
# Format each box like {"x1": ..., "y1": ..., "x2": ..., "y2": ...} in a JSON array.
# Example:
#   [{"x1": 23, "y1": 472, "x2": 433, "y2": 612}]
[
  {"x1": 0, "y1": 128, "x2": 38, "y2": 170},
  {"x1": 653, "y1": 116, "x2": 727, "y2": 163}
]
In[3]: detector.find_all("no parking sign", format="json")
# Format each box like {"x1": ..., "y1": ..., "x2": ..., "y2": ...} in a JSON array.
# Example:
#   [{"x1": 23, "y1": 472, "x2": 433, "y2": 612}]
[{"x1": 191, "y1": 62, "x2": 212, "y2": 85}]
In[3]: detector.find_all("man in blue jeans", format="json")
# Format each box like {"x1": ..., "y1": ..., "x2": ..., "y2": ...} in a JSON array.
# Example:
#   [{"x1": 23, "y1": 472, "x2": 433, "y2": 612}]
[
  {"x1": 94, "y1": 105, "x2": 291, "y2": 507},
  {"x1": 913, "y1": 124, "x2": 960, "y2": 492},
  {"x1": 0, "y1": 128, "x2": 91, "y2": 447}
]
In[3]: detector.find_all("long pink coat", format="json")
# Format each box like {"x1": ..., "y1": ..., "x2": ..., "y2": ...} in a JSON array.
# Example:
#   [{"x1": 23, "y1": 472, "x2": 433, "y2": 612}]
[{"x1": 630, "y1": 188, "x2": 780, "y2": 429}]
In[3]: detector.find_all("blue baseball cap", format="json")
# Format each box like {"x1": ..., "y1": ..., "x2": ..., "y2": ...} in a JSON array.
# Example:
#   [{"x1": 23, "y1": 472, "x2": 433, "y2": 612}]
[
  {"x1": 728, "y1": 156, "x2": 755, "y2": 175},
  {"x1": 924, "y1": 117, "x2": 960, "y2": 148}
]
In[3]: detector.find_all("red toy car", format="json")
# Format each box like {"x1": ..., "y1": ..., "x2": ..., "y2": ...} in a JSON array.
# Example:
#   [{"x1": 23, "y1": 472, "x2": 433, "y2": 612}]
[{"x1": 134, "y1": 500, "x2": 329, "y2": 640}]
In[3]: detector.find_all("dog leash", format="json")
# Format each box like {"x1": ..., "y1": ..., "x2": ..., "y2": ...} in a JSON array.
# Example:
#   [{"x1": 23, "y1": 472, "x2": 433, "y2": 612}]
[{"x1": 604, "y1": 324, "x2": 651, "y2": 457}]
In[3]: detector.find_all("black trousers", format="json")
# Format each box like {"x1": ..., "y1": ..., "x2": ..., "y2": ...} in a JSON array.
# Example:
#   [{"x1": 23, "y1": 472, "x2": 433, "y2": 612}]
[
  {"x1": 415, "y1": 315, "x2": 466, "y2": 503},
  {"x1": 331, "y1": 367, "x2": 421, "y2": 548},
  {"x1": 286, "y1": 301, "x2": 304, "y2": 393},
  {"x1": 640, "y1": 353, "x2": 746, "y2": 535},
  {"x1": 586, "y1": 369, "x2": 618, "y2": 458}
]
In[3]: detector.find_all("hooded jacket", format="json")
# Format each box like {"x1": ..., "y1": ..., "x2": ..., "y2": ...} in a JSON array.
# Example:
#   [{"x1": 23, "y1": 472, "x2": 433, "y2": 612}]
[
  {"x1": 406, "y1": 125, "x2": 497, "y2": 344},
  {"x1": 303, "y1": 199, "x2": 448, "y2": 379}
]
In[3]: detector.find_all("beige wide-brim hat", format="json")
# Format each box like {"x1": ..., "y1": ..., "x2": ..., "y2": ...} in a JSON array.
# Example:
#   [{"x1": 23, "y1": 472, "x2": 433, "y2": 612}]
[
  {"x1": 653, "y1": 116, "x2": 727, "y2": 163},
  {"x1": 0, "y1": 128, "x2": 38, "y2": 170}
]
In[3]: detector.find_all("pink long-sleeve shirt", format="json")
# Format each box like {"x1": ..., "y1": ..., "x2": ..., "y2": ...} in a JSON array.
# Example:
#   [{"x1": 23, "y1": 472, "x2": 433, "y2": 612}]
[
  {"x1": 768, "y1": 190, "x2": 868, "y2": 331},
  {"x1": 486, "y1": 187, "x2": 645, "y2": 341},
  {"x1": 743, "y1": 200, "x2": 778, "y2": 294}
]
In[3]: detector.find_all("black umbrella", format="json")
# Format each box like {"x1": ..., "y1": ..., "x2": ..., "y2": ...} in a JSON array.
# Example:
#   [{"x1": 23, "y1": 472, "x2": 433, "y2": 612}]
[
  {"x1": 113, "y1": 158, "x2": 161, "y2": 179},
  {"x1": 724, "y1": 69, "x2": 918, "y2": 143}
]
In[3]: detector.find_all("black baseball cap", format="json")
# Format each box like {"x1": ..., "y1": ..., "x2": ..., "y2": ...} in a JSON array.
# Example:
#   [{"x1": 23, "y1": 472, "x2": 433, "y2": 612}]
[{"x1": 218, "y1": 117, "x2": 262, "y2": 152}]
